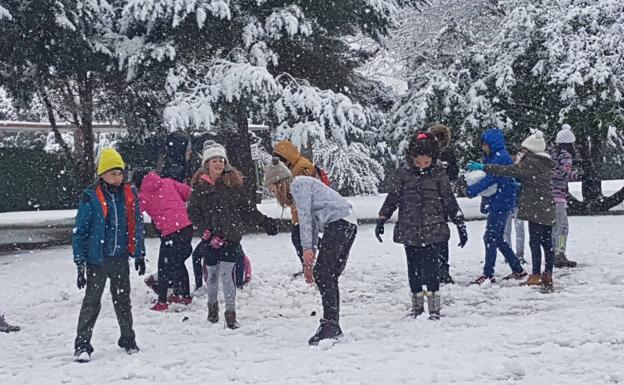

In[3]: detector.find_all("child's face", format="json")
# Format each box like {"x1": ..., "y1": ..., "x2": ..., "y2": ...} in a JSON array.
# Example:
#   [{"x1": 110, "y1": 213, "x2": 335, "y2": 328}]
[
  {"x1": 207, "y1": 157, "x2": 225, "y2": 175},
  {"x1": 412, "y1": 154, "x2": 432, "y2": 169},
  {"x1": 101, "y1": 169, "x2": 124, "y2": 186},
  {"x1": 481, "y1": 143, "x2": 491, "y2": 155}
]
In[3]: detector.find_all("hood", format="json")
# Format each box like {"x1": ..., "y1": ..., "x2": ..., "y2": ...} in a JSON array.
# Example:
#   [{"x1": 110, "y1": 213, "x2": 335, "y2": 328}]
[
  {"x1": 140, "y1": 171, "x2": 162, "y2": 193},
  {"x1": 481, "y1": 128, "x2": 507, "y2": 153},
  {"x1": 164, "y1": 131, "x2": 190, "y2": 165},
  {"x1": 273, "y1": 140, "x2": 301, "y2": 165}
]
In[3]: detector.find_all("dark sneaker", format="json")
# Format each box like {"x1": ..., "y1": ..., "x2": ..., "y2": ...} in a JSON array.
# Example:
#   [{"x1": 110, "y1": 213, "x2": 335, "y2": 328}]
[
  {"x1": 502, "y1": 270, "x2": 528, "y2": 281},
  {"x1": 471, "y1": 275, "x2": 496, "y2": 285},
  {"x1": 73, "y1": 349, "x2": 91, "y2": 363},
  {"x1": 122, "y1": 342, "x2": 140, "y2": 355},
  {"x1": 554, "y1": 254, "x2": 577, "y2": 268},
  {"x1": 0, "y1": 315, "x2": 20, "y2": 333},
  {"x1": 308, "y1": 319, "x2": 343, "y2": 346},
  {"x1": 208, "y1": 302, "x2": 219, "y2": 324},
  {"x1": 224, "y1": 310, "x2": 239, "y2": 329}
]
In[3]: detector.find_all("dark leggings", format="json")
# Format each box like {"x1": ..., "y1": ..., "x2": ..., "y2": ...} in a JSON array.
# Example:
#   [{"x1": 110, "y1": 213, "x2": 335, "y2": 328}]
[
  {"x1": 192, "y1": 248, "x2": 204, "y2": 289},
  {"x1": 528, "y1": 221, "x2": 555, "y2": 274},
  {"x1": 405, "y1": 243, "x2": 444, "y2": 293},
  {"x1": 158, "y1": 226, "x2": 193, "y2": 303},
  {"x1": 314, "y1": 220, "x2": 357, "y2": 322}
]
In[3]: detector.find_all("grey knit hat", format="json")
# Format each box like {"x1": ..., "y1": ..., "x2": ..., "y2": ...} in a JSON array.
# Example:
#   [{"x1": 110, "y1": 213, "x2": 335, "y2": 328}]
[
  {"x1": 263, "y1": 157, "x2": 292, "y2": 186},
  {"x1": 202, "y1": 140, "x2": 228, "y2": 164}
]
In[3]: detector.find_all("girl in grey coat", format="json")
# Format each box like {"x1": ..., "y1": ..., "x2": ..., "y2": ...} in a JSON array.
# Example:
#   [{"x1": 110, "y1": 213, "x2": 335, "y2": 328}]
[
  {"x1": 264, "y1": 158, "x2": 357, "y2": 346},
  {"x1": 377, "y1": 133, "x2": 467, "y2": 319}
]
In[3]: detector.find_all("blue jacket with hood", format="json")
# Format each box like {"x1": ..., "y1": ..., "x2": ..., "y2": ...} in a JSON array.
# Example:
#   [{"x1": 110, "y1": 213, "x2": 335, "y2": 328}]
[{"x1": 466, "y1": 128, "x2": 517, "y2": 213}]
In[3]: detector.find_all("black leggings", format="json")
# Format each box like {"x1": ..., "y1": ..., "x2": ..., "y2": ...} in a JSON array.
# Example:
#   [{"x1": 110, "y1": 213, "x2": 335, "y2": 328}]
[
  {"x1": 314, "y1": 220, "x2": 357, "y2": 322},
  {"x1": 158, "y1": 226, "x2": 193, "y2": 303},
  {"x1": 528, "y1": 221, "x2": 555, "y2": 274},
  {"x1": 405, "y1": 243, "x2": 444, "y2": 293}
]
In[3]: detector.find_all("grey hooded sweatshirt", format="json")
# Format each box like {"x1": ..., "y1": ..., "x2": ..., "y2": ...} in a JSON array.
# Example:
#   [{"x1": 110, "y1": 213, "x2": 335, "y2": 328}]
[{"x1": 290, "y1": 176, "x2": 353, "y2": 251}]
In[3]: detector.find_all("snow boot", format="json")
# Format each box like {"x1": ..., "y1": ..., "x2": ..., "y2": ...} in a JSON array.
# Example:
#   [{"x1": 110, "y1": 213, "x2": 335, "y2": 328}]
[
  {"x1": 207, "y1": 302, "x2": 219, "y2": 323},
  {"x1": 521, "y1": 274, "x2": 542, "y2": 286},
  {"x1": 411, "y1": 292, "x2": 425, "y2": 317},
  {"x1": 554, "y1": 253, "x2": 577, "y2": 268},
  {"x1": 541, "y1": 272, "x2": 554, "y2": 291},
  {"x1": 502, "y1": 270, "x2": 528, "y2": 281},
  {"x1": 471, "y1": 275, "x2": 496, "y2": 285},
  {"x1": 73, "y1": 349, "x2": 91, "y2": 363},
  {"x1": 150, "y1": 302, "x2": 168, "y2": 312},
  {"x1": 0, "y1": 315, "x2": 20, "y2": 333},
  {"x1": 426, "y1": 291, "x2": 441, "y2": 320},
  {"x1": 308, "y1": 319, "x2": 343, "y2": 346},
  {"x1": 224, "y1": 310, "x2": 239, "y2": 329}
]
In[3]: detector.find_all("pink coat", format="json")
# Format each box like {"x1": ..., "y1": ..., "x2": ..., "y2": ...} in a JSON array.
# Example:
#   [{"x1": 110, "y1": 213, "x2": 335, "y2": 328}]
[{"x1": 139, "y1": 172, "x2": 192, "y2": 237}]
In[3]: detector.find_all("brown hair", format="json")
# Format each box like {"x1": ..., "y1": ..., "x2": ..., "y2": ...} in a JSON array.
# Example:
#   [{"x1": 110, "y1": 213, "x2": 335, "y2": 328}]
[
  {"x1": 191, "y1": 163, "x2": 244, "y2": 188},
  {"x1": 272, "y1": 178, "x2": 294, "y2": 208}
]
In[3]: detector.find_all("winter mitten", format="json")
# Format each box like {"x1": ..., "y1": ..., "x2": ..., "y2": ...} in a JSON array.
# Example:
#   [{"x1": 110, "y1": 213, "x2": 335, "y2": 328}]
[
  {"x1": 375, "y1": 218, "x2": 385, "y2": 243},
  {"x1": 209, "y1": 236, "x2": 226, "y2": 249},
  {"x1": 135, "y1": 258, "x2": 146, "y2": 276},
  {"x1": 467, "y1": 160, "x2": 484, "y2": 171},
  {"x1": 263, "y1": 216, "x2": 279, "y2": 236},
  {"x1": 76, "y1": 263, "x2": 87, "y2": 290},
  {"x1": 456, "y1": 223, "x2": 468, "y2": 248}
]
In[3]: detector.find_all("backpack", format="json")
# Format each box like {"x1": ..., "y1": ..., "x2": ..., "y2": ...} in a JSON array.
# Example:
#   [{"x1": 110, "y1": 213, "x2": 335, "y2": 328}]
[{"x1": 315, "y1": 165, "x2": 331, "y2": 187}]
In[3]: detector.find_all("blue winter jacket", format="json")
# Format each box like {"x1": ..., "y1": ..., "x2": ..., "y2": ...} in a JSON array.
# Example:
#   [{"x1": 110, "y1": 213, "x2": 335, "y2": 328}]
[
  {"x1": 72, "y1": 182, "x2": 145, "y2": 266},
  {"x1": 466, "y1": 128, "x2": 517, "y2": 213}
]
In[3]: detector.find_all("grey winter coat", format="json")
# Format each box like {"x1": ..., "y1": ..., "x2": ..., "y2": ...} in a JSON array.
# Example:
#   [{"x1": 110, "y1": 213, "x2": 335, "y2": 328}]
[
  {"x1": 485, "y1": 152, "x2": 556, "y2": 226},
  {"x1": 290, "y1": 176, "x2": 353, "y2": 251},
  {"x1": 379, "y1": 165, "x2": 463, "y2": 246}
]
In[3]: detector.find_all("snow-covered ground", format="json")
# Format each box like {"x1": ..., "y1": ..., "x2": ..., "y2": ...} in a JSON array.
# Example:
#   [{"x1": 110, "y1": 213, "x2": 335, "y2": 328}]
[
  {"x1": 1, "y1": 180, "x2": 623, "y2": 227},
  {"x1": 2, "y1": 217, "x2": 624, "y2": 385}
]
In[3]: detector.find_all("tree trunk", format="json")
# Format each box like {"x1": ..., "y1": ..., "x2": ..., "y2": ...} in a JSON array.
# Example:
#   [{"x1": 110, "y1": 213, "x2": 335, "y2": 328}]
[
  {"x1": 75, "y1": 74, "x2": 96, "y2": 188},
  {"x1": 577, "y1": 135, "x2": 603, "y2": 202},
  {"x1": 222, "y1": 106, "x2": 259, "y2": 203}
]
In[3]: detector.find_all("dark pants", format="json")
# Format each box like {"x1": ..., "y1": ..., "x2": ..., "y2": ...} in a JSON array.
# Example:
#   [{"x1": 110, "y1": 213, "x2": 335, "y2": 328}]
[
  {"x1": 438, "y1": 242, "x2": 450, "y2": 275},
  {"x1": 314, "y1": 220, "x2": 357, "y2": 323},
  {"x1": 292, "y1": 224, "x2": 304, "y2": 265},
  {"x1": 192, "y1": 248, "x2": 204, "y2": 289},
  {"x1": 405, "y1": 243, "x2": 443, "y2": 293},
  {"x1": 528, "y1": 221, "x2": 555, "y2": 274},
  {"x1": 75, "y1": 257, "x2": 135, "y2": 353},
  {"x1": 484, "y1": 210, "x2": 523, "y2": 276},
  {"x1": 158, "y1": 226, "x2": 193, "y2": 303}
]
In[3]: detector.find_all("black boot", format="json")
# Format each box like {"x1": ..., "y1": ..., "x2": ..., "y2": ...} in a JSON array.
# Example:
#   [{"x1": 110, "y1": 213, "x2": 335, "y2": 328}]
[
  {"x1": 119, "y1": 340, "x2": 140, "y2": 355},
  {"x1": 208, "y1": 302, "x2": 219, "y2": 324},
  {"x1": 554, "y1": 253, "x2": 577, "y2": 268},
  {"x1": 308, "y1": 319, "x2": 343, "y2": 346},
  {"x1": 224, "y1": 310, "x2": 239, "y2": 329},
  {"x1": 439, "y1": 269, "x2": 455, "y2": 285}
]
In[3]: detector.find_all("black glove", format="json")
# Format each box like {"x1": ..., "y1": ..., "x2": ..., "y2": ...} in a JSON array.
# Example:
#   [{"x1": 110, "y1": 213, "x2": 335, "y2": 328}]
[
  {"x1": 375, "y1": 218, "x2": 385, "y2": 243},
  {"x1": 135, "y1": 258, "x2": 146, "y2": 276},
  {"x1": 76, "y1": 263, "x2": 87, "y2": 290},
  {"x1": 456, "y1": 223, "x2": 468, "y2": 248},
  {"x1": 263, "y1": 217, "x2": 279, "y2": 236}
]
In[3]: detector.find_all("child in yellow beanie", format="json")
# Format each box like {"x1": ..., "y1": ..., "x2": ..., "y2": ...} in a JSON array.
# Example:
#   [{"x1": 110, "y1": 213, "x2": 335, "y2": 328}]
[{"x1": 72, "y1": 147, "x2": 145, "y2": 362}]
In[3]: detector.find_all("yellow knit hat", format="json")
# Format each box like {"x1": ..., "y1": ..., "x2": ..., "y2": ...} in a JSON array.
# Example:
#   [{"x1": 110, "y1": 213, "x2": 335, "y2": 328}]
[{"x1": 97, "y1": 147, "x2": 125, "y2": 175}]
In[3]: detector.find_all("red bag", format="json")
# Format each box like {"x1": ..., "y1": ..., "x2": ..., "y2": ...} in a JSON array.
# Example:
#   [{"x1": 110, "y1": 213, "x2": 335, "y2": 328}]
[{"x1": 315, "y1": 165, "x2": 331, "y2": 187}]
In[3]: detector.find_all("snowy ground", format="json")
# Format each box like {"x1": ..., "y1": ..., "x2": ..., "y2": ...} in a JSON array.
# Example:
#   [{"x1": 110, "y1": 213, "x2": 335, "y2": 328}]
[{"x1": 2, "y1": 217, "x2": 624, "y2": 385}]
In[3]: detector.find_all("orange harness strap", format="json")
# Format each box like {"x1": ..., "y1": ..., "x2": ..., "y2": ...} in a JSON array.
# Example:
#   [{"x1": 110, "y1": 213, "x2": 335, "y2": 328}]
[{"x1": 95, "y1": 184, "x2": 137, "y2": 255}]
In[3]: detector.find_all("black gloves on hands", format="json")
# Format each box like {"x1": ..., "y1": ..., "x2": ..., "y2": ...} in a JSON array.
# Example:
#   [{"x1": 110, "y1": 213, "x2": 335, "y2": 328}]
[
  {"x1": 456, "y1": 223, "x2": 468, "y2": 248},
  {"x1": 375, "y1": 218, "x2": 386, "y2": 243},
  {"x1": 263, "y1": 217, "x2": 279, "y2": 236},
  {"x1": 135, "y1": 258, "x2": 146, "y2": 276},
  {"x1": 76, "y1": 263, "x2": 87, "y2": 290}
]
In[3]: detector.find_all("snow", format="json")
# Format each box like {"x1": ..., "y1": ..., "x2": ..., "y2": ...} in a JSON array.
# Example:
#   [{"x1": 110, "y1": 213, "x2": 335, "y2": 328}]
[
  {"x1": 1, "y1": 180, "x2": 623, "y2": 227},
  {"x1": 2, "y1": 216, "x2": 624, "y2": 384}
]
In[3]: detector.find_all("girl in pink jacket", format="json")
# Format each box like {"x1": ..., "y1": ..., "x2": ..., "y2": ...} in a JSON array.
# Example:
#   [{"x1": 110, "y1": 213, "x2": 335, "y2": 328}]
[{"x1": 140, "y1": 171, "x2": 194, "y2": 311}]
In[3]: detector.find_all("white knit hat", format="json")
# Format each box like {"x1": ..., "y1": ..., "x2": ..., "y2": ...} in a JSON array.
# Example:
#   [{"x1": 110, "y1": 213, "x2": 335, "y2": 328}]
[
  {"x1": 556, "y1": 124, "x2": 576, "y2": 144},
  {"x1": 202, "y1": 140, "x2": 228, "y2": 164},
  {"x1": 521, "y1": 130, "x2": 546, "y2": 154},
  {"x1": 263, "y1": 157, "x2": 292, "y2": 186}
]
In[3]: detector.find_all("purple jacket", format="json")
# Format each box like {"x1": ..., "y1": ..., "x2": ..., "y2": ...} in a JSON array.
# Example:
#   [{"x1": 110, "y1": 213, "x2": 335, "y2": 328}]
[
  {"x1": 140, "y1": 172, "x2": 192, "y2": 236},
  {"x1": 551, "y1": 148, "x2": 578, "y2": 203}
]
